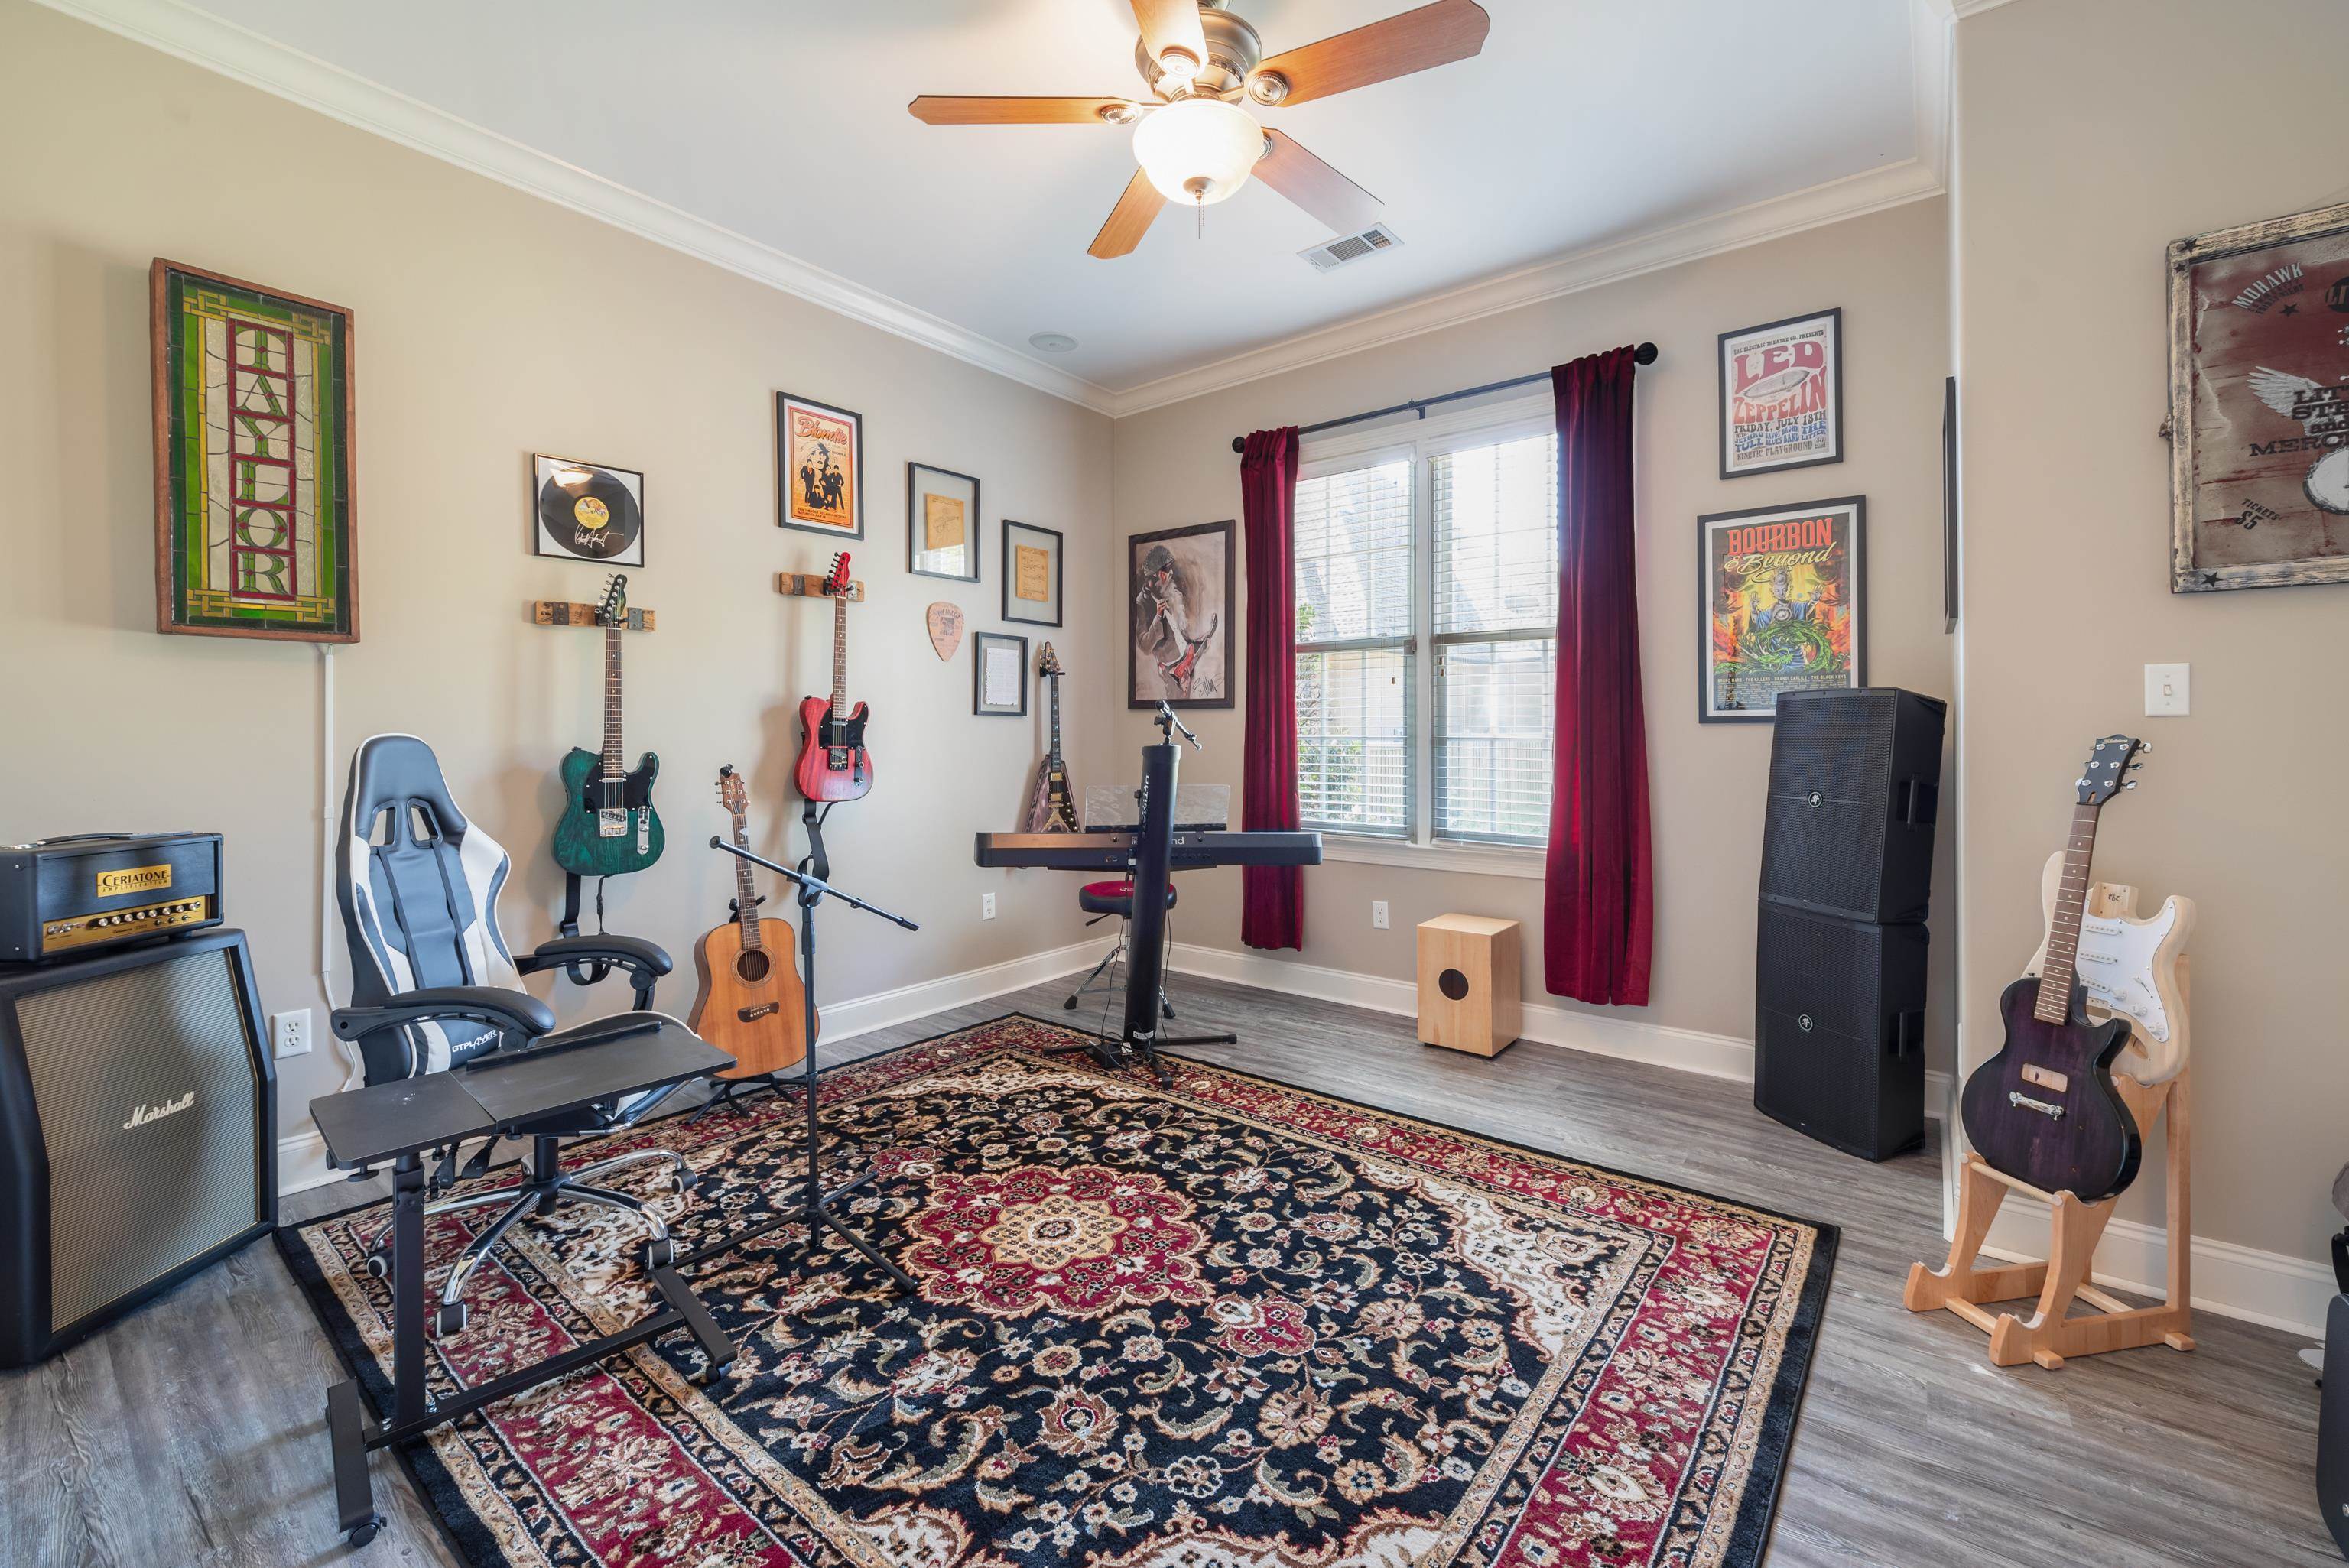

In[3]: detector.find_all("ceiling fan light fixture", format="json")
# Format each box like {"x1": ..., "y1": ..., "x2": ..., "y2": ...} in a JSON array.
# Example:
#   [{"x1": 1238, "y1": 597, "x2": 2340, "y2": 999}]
[{"x1": 1132, "y1": 96, "x2": 1264, "y2": 208}]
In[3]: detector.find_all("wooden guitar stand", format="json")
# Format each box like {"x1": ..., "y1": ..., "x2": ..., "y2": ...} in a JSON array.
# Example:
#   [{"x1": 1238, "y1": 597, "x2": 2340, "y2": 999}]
[{"x1": 1906, "y1": 954, "x2": 2194, "y2": 1369}]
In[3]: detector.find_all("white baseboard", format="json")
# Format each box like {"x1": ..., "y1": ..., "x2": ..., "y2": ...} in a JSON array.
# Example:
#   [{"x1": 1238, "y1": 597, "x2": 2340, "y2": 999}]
[
  {"x1": 272, "y1": 937, "x2": 1116, "y2": 1197},
  {"x1": 1165, "y1": 940, "x2": 2327, "y2": 1341}
]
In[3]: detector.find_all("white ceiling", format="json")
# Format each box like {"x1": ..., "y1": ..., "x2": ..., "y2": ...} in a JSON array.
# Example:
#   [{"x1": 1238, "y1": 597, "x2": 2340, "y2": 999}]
[{"x1": 78, "y1": 0, "x2": 1942, "y2": 408}]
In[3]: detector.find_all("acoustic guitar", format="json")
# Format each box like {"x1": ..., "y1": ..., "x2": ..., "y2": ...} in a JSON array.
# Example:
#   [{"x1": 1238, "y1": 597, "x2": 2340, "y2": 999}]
[
  {"x1": 687, "y1": 766, "x2": 811, "y2": 1079},
  {"x1": 793, "y1": 553, "x2": 873, "y2": 803},
  {"x1": 551, "y1": 573, "x2": 664, "y2": 878},
  {"x1": 1959, "y1": 734, "x2": 2149, "y2": 1201},
  {"x1": 1023, "y1": 641, "x2": 1079, "y2": 833}
]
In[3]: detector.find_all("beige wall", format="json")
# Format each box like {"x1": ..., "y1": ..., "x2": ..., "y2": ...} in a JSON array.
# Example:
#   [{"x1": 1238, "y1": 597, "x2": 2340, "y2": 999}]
[
  {"x1": 0, "y1": 2, "x2": 1115, "y2": 1154},
  {"x1": 1108, "y1": 200, "x2": 1958, "y2": 1070},
  {"x1": 1954, "y1": 0, "x2": 2349, "y2": 1261}
]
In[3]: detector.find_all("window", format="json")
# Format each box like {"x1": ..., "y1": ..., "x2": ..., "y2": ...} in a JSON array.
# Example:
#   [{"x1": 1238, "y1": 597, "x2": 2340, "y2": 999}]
[{"x1": 1293, "y1": 398, "x2": 1559, "y2": 852}]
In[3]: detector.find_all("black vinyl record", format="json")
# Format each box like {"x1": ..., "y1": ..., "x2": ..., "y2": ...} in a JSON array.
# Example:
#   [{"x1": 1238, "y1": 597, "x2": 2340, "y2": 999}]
[{"x1": 536, "y1": 463, "x2": 642, "y2": 563}]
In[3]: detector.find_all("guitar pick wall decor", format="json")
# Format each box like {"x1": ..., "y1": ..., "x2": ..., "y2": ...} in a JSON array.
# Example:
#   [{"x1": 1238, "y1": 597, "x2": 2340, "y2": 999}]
[{"x1": 926, "y1": 602, "x2": 966, "y2": 661}]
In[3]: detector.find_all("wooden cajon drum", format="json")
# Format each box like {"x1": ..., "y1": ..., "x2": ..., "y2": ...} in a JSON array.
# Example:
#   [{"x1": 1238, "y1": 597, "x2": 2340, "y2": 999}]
[{"x1": 1417, "y1": 914, "x2": 1522, "y2": 1056}]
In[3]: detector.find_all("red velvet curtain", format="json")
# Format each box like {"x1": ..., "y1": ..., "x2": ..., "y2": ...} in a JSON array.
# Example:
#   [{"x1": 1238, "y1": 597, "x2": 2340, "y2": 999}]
[
  {"x1": 1545, "y1": 348, "x2": 1652, "y2": 1005},
  {"x1": 1238, "y1": 427, "x2": 1304, "y2": 950}
]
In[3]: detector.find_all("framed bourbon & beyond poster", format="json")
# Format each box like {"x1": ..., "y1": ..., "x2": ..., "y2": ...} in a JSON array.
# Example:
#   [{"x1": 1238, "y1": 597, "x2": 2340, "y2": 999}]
[
  {"x1": 1698, "y1": 497, "x2": 1864, "y2": 722},
  {"x1": 2169, "y1": 200, "x2": 2349, "y2": 592}
]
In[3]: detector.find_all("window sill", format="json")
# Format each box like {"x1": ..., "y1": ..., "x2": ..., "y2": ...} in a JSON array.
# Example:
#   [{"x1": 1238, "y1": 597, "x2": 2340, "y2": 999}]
[{"x1": 1315, "y1": 834, "x2": 1547, "y2": 881}]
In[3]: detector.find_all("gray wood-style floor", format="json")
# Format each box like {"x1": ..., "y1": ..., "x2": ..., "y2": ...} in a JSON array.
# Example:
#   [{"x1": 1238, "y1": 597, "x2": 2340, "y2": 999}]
[{"x1": 2, "y1": 973, "x2": 2334, "y2": 1566}]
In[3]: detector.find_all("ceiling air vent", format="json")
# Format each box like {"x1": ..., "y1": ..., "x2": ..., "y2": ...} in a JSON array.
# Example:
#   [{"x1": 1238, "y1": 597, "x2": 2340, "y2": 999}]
[{"x1": 1301, "y1": 222, "x2": 1402, "y2": 274}]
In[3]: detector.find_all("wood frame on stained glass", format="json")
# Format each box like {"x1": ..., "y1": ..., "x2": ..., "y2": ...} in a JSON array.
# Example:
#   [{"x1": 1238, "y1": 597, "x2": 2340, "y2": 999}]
[{"x1": 150, "y1": 258, "x2": 359, "y2": 641}]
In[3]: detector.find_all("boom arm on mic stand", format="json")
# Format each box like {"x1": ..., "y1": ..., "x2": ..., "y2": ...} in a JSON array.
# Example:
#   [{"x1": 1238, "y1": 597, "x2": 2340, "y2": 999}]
[{"x1": 1155, "y1": 701, "x2": 1201, "y2": 751}]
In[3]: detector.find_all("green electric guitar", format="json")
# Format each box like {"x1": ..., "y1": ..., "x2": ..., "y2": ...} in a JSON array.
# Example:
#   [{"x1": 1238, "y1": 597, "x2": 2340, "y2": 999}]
[{"x1": 551, "y1": 573, "x2": 664, "y2": 878}]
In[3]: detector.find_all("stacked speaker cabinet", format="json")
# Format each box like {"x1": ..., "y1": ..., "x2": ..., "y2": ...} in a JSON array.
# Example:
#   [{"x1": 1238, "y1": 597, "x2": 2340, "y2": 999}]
[
  {"x1": 0, "y1": 929, "x2": 275, "y2": 1367},
  {"x1": 1754, "y1": 688, "x2": 1946, "y2": 1161}
]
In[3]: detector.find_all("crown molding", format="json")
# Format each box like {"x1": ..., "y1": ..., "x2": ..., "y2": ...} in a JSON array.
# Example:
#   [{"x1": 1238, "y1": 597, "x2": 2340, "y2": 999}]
[
  {"x1": 1101, "y1": 154, "x2": 1945, "y2": 417},
  {"x1": 40, "y1": 0, "x2": 1954, "y2": 424},
  {"x1": 29, "y1": 0, "x2": 1125, "y2": 414},
  {"x1": 1950, "y1": 0, "x2": 2025, "y2": 17}
]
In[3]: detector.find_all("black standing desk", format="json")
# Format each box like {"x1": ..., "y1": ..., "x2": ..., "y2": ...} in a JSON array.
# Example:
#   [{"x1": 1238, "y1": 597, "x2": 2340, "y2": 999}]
[{"x1": 308, "y1": 1014, "x2": 736, "y2": 1547}]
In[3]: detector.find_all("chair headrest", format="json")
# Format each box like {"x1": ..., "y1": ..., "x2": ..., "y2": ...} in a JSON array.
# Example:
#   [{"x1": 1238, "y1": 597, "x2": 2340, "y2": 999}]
[{"x1": 344, "y1": 733, "x2": 469, "y2": 839}]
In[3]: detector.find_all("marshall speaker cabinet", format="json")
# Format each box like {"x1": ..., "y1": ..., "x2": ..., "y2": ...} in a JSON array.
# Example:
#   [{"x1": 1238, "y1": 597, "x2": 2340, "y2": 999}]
[
  {"x1": 0, "y1": 928, "x2": 275, "y2": 1367},
  {"x1": 1754, "y1": 688, "x2": 1946, "y2": 1161}
]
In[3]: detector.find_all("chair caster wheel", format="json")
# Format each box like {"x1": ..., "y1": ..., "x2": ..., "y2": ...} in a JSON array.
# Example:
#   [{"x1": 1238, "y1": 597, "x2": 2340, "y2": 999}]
[
  {"x1": 642, "y1": 1237, "x2": 676, "y2": 1269},
  {"x1": 671, "y1": 1169, "x2": 699, "y2": 1193},
  {"x1": 346, "y1": 1514, "x2": 384, "y2": 1548},
  {"x1": 363, "y1": 1254, "x2": 389, "y2": 1280},
  {"x1": 694, "y1": 1359, "x2": 733, "y2": 1388},
  {"x1": 434, "y1": 1301, "x2": 467, "y2": 1336}
]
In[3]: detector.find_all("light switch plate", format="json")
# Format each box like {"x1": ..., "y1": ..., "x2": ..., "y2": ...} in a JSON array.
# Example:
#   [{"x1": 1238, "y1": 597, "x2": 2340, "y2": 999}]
[{"x1": 2144, "y1": 663, "x2": 2190, "y2": 716}]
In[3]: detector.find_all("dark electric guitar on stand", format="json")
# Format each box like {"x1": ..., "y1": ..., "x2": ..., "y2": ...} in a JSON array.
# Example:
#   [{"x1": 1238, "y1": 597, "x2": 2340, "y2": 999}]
[
  {"x1": 689, "y1": 766, "x2": 811, "y2": 1082},
  {"x1": 794, "y1": 553, "x2": 872, "y2": 803},
  {"x1": 1960, "y1": 734, "x2": 2151, "y2": 1202},
  {"x1": 552, "y1": 573, "x2": 664, "y2": 878},
  {"x1": 1023, "y1": 641, "x2": 1078, "y2": 833}
]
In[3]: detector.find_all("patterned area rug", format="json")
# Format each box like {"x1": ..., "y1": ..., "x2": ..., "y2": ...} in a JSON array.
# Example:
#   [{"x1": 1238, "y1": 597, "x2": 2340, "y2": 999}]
[{"x1": 281, "y1": 1014, "x2": 1835, "y2": 1568}]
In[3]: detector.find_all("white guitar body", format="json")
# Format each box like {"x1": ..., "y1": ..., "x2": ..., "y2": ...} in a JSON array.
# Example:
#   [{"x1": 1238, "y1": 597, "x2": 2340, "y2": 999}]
[{"x1": 2022, "y1": 849, "x2": 2195, "y2": 1085}]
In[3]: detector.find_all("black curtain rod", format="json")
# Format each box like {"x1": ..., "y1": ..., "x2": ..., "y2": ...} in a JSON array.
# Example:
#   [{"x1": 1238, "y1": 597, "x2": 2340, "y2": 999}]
[{"x1": 1230, "y1": 341, "x2": 1657, "y2": 454}]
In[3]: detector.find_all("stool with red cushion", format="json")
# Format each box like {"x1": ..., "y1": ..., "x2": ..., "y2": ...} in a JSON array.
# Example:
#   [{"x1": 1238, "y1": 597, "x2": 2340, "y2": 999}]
[{"x1": 1064, "y1": 879, "x2": 1180, "y2": 1017}]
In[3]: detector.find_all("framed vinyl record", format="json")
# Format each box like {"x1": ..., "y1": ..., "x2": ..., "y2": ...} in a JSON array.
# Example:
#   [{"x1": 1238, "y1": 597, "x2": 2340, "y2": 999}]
[{"x1": 531, "y1": 454, "x2": 645, "y2": 566}]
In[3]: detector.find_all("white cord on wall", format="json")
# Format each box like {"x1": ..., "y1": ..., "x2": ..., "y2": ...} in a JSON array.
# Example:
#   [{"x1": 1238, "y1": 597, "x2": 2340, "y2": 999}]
[{"x1": 317, "y1": 645, "x2": 362, "y2": 1090}]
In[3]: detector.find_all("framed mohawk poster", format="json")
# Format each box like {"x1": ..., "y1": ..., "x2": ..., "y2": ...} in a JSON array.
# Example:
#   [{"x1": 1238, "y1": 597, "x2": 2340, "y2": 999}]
[
  {"x1": 2167, "y1": 199, "x2": 2349, "y2": 592},
  {"x1": 1698, "y1": 496, "x2": 1865, "y2": 722},
  {"x1": 150, "y1": 259, "x2": 358, "y2": 641}
]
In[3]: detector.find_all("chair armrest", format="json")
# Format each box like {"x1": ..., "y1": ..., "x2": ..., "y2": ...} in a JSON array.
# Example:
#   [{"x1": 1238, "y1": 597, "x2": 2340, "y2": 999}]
[
  {"x1": 330, "y1": 986, "x2": 556, "y2": 1043},
  {"x1": 517, "y1": 933, "x2": 674, "y2": 979}
]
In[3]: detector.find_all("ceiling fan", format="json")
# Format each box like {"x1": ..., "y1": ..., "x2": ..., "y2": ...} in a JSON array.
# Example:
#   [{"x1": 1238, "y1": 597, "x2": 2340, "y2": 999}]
[{"x1": 909, "y1": 0, "x2": 1490, "y2": 259}]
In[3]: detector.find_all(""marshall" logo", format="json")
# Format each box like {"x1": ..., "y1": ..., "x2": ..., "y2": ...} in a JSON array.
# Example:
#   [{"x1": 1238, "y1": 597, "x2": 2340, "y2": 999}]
[
  {"x1": 96, "y1": 863, "x2": 172, "y2": 898},
  {"x1": 123, "y1": 1091, "x2": 195, "y2": 1130}
]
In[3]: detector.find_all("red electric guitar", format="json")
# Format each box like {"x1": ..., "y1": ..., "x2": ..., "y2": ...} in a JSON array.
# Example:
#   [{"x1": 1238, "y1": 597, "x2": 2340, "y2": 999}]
[{"x1": 793, "y1": 553, "x2": 873, "y2": 802}]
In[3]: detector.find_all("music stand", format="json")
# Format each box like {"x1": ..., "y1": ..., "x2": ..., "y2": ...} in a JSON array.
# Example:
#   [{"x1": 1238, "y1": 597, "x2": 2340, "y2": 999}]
[{"x1": 683, "y1": 833, "x2": 918, "y2": 1292}]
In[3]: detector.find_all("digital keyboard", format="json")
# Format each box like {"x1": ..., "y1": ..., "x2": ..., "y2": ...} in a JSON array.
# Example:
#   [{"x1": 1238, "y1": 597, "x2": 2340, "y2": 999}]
[{"x1": 973, "y1": 829, "x2": 1323, "y2": 872}]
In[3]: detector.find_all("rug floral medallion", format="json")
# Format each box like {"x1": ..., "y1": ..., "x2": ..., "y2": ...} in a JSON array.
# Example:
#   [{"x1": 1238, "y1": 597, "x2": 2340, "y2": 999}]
[{"x1": 282, "y1": 1015, "x2": 1836, "y2": 1568}]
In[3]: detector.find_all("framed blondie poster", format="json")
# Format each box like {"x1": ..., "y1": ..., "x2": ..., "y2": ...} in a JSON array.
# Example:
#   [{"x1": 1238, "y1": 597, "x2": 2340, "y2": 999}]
[{"x1": 2168, "y1": 199, "x2": 2349, "y2": 592}]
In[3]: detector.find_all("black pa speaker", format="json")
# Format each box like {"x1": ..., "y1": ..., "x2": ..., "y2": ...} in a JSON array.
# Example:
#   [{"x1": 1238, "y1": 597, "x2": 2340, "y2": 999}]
[
  {"x1": 2320, "y1": 1293, "x2": 2349, "y2": 1557},
  {"x1": 0, "y1": 929, "x2": 275, "y2": 1367},
  {"x1": 1753, "y1": 904, "x2": 1927, "y2": 1161},
  {"x1": 1760, "y1": 688, "x2": 1947, "y2": 923}
]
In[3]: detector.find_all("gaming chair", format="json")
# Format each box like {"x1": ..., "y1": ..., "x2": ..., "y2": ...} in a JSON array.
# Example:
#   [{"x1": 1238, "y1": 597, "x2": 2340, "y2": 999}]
[{"x1": 330, "y1": 732, "x2": 698, "y2": 1335}]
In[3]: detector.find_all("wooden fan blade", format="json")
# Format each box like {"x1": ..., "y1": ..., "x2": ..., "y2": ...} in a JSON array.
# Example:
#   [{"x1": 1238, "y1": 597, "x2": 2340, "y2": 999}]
[
  {"x1": 908, "y1": 95, "x2": 1137, "y2": 125},
  {"x1": 1090, "y1": 168, "x2": 1167, "y2": 259},
  {"x1": 1255, "y1": 131, "x2": 1382, "y2": 235},
  {"x1": 1253, "y1": 0, "x2": 1490, "y2": 107},
  {"x1": 1131, "y1": 0, "x2": 1208, "y2": 70}
]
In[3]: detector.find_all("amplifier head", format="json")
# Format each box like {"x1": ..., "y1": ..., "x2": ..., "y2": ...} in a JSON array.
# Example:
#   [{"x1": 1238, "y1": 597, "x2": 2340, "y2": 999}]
[{"x1": 0, "y1": 832, "x2": 225, "y2": 963}]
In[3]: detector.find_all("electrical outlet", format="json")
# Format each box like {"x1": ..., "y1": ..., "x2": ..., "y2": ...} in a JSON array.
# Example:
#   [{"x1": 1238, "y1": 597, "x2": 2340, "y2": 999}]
[
  {"x1": 1371, "y1": 900, "x2": 1389, "y2": 930},
  {"x1": 2144, "y1": 662, "x2": 2190, "y2": 716},
  {"x1": 982, "y1": 891, "x2": 997, "y2": 920},
  {"x1": 271, "y1": 1008, "x2": 312, "y2": 1059}
]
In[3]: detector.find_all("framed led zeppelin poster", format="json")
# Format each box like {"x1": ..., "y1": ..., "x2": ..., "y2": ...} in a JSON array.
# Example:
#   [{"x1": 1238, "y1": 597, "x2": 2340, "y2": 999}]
[
  {"x1": 1718, "y1": 307, "x2": 1843, "y2": 479},
  {"x1": 150, "y1": 258, "x2": 359, "y2": 641},
  {"x1": 1698, "y1": 496, "x2": 1865, "y2": 722},
  {"x1": 2168, "y1": 199, "x2": 2349, "y2": 592}
]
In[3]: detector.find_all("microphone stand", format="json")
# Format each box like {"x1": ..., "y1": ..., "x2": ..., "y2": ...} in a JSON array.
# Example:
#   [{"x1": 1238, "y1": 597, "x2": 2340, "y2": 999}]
[{"x1": 683, "y1": 834, "x2": 919, "y2": 1293}]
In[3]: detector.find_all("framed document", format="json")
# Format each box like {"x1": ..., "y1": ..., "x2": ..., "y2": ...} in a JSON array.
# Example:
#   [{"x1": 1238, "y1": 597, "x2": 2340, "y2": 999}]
[
  {"x1": 973, "y1": 630, "x2": 1028, "y2": 716},
  {"x1": 908, "y1": 462, "x2": 980, "y2": 582},
  {"x1": 1002, "y1": 519, "x2": 1064, "y2": 627}
]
